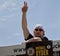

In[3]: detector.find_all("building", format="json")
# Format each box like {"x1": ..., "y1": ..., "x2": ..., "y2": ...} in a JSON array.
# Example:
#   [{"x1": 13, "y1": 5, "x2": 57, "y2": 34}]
[
  {"x1": 0, "y1": 43, "x2": 26, "y2": 56},
  {"x1": 53, "y1": 40, "x2": 60, "y2": 56},
  {"x1": 0, "y1": 40, "x2": 60, "y2": 56}
]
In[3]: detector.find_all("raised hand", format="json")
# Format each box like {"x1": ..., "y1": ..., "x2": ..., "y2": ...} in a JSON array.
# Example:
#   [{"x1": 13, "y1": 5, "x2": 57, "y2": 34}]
[{"x1": 22, "y1": 1, "x2": 28, "y2": 13}]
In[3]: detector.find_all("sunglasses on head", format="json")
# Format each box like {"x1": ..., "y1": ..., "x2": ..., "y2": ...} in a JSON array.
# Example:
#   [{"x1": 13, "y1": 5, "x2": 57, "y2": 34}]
[{"x1": 35, "y1": 29, "x2": 43, "y2": 31}]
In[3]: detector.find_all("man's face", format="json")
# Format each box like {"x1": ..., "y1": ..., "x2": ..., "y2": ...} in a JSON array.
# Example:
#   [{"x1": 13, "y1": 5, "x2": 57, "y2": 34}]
[{"x1": 33, "y1": 28, "x2": 44, "y2": 38}]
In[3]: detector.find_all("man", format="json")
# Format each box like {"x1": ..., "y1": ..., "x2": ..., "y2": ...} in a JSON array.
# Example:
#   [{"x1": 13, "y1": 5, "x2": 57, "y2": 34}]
[{"x1": 22, "y1": 1, "x2": 48, "y2": 42}]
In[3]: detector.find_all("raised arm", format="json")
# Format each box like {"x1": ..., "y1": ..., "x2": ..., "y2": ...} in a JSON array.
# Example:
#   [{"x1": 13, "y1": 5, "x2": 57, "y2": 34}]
[{"x1": 22, "y1": 1, "x2": 29, "y2": 40}]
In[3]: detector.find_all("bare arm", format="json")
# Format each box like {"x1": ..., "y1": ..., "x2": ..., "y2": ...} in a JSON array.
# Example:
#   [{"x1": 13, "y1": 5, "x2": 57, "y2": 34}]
[{"x1": 22, "y1": 1, "x2": 29, "y2": 39}]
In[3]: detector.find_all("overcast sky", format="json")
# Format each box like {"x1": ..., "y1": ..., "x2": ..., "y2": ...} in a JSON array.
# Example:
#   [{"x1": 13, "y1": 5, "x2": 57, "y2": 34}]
[{"x1": 0, "y1": 0, "x2": 60, "y2": 46}]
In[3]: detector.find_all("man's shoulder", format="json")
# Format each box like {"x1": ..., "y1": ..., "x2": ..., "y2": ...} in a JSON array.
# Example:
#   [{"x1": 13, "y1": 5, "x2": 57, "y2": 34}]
[
  {"x1": 25, "y1": 33, "x2": 33, "y2": 40},
  {"x1": 42, "y1": 36, "x2": 48, "y2": 41},
  {"x1": 44, "y1": 36, "x2": 48, "y2": 39}
]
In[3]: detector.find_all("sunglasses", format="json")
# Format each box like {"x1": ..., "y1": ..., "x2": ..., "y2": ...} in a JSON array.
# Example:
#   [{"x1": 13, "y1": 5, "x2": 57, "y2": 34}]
[{"x1": 35, "y1": 29, "x2": 44, "y2": 31}]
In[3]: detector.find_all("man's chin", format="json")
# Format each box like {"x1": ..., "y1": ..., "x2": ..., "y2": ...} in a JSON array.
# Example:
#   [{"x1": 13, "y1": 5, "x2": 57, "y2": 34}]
[{"x1": 35, "y1": 35, "x2": 40, "y2": 37}]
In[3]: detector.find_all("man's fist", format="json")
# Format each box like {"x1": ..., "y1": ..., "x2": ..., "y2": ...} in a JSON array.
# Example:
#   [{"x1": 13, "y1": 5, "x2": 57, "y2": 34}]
[{"x1": 22, "y1": 1, "x2": 28, "y2": 13}]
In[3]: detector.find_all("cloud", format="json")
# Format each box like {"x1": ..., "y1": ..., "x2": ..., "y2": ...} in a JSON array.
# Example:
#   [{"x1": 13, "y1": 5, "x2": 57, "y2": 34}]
[
  {"x1": 6, "y1": 32, "x2": 20, "y2": 40},
  {"x1": 0, "y1": 14, "x2": 15, "y2": 22},
  {"x1": 0, "y1": 18, "x2": 7, "y2": 21},
  {"x1": 13, "y1": 32, "x2": 20, "y2": 36},
  {"x1": 0, "y1": 0, "x2": 18, "y2": 11},
  {"x1": 0, "y1": 0, "x2": 19, "y2": 22}
]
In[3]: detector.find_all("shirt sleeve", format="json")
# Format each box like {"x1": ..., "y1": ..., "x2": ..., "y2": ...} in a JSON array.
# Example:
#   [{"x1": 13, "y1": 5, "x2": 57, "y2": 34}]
[
  {"x1": 42, "y1": 37, "x2": 48, "y2": 42},
  {"x1": 25, "y1": 33, "x2": 33, "y2": 41}
]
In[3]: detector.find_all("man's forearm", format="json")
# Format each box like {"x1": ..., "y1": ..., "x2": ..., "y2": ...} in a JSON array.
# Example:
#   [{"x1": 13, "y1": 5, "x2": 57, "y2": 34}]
[
  {"x1": 22, "y1": 12, "x2": 29, "y2": 39},
  {"x1": 22, "y1": 12, "x2": 27, "y2": 29}
]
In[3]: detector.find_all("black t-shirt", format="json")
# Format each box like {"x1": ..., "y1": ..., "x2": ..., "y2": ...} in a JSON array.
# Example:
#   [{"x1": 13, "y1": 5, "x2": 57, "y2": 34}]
[{"x1": 25, "y1": 34, "x2": 48, "y2": 42}]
